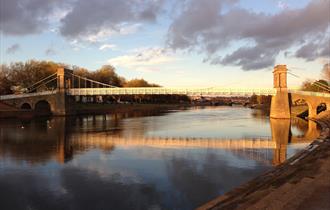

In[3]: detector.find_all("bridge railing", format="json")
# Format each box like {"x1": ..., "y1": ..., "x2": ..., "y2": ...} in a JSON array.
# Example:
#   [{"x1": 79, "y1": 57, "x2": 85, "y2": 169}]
[
  {"x1": 289, "y1": 90, "x2": 330, "y2": 98},
  {"x1": 0, "y1": 90, "x2": 58, "y2": 100},
  {"x1": 2, "y1": 88, "x2": 329, "y2": 100},
  {"x1": 67, "y1": 87, "x2": 277, "y2": 96}
]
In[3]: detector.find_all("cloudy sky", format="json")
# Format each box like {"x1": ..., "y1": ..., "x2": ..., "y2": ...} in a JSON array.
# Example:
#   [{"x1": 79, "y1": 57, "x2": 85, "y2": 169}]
[{"x1": 0, "y1": 0, "x2": 329, "y2": 87}]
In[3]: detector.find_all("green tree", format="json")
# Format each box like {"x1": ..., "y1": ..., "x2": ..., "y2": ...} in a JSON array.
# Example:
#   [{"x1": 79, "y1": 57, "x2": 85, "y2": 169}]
[
  {"x1": 72, "y1": 66, "x2": 91, "y2": 78},
  {"x1": 92, "y1": 65, "x2": 123, "y2": 87},
  {"x1": 250, "y1": 94, "x2": 258, "y2": 104},
  {"x1": 124, "y1": 78, "x2": 160, "y2": 87},
  {"x1": 0, "y1": 60, "x2": 159, "y2": 94},
  {"x1": 301, "y1": 79, "x2": 329, "y2": 92},
  {"x1": 0, "y1": 65, "x2": 14, "y2": 94},
  {"x1": 0, "y1": 60, "x2": 62, "y2": 94}
]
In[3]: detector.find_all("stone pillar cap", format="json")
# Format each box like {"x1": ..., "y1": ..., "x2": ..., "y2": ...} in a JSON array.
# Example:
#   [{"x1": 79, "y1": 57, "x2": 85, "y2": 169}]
[{"x1": 273, "y1": 65, "x2": 287, "y2": 73}]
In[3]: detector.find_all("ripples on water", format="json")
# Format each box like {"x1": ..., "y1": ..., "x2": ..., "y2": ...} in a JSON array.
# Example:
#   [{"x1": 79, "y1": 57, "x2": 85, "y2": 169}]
[{"x1": 0, "y1": 106, "x2": 319, "y2": 210}]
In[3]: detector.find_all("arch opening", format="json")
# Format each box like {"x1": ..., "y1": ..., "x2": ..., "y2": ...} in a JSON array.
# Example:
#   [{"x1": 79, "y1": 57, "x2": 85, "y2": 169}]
[
  {"x1": 292, "y1": 99, "x2": 309, "y2": 119},
  {"x1": 21, "y1": 103, "x2": 32, "y2": 110},
  {"x1": 35, "y1": 100, "x2": 52, "y2": 116},
  {"x1": 317, "y1": 103, "x2": 327, "y2": 115}
]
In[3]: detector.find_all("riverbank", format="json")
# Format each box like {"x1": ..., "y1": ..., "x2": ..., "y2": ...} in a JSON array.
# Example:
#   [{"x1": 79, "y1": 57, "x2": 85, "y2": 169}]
[
  {"x1": 198, "y1": 113, "x2": 330, "y2": 210},
  {"x1": 0, "y1": 102, "x2": 34, "y2": 118}
]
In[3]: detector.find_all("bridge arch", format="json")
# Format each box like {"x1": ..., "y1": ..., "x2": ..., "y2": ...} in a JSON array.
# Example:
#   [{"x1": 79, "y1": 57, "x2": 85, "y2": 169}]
[
  {"x1": 21, "y1": 103, "x2": 32, "y2": 110},
  {"x1": 317, "y1": 102, "x2": 327, "y2": 115},
  {"x1": 291, "y1": 97, "x2": 313, "y2": 118},
  {"x1": 326, "y1": 102, "x2": 330, "y2": 111},
  {"x1": 34, "y1": 100, "x2": 52, "y2": 116}
]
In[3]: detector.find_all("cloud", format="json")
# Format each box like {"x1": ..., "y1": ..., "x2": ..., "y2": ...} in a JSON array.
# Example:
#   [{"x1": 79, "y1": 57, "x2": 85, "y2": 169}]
[
  {"x1": 6, "y1": 44, "x2": 20, "y2": 54},
  {"x1": 45, "y1": 47, "x2": 56, "y2": 56},
  {"x1": 277, "y1": 1, "x2": 289, "y2": 9},
  {"x1": 81, "y1": 23, "x2": 142, "y2": 43},
  {"x1": 59, "y1": 167, "x2": 161, "y2": 210},
  {"x1": 0, "y1": 0, "x2": 66, "y2": 35},
  {"x1": 0, "y1": 167, "x2": 162, "y2": 210},
  {"x1": 167, "y1": 0, "x2": 330, "y2": 70},
  {"x1": 68, "y1": 39, "x2": 88, "y2": 51},
  {"x1": 0, "y1": 0, "x2": 163, "y2": 40},
  {"x1": 59, "y1": 0, "x2": 164, "y2": 42},
  {"x1": 99, "y1": 44, "x2": 117, "y2": 51},
  {"x1": 295, "y1": 34, "x2": 330, "y2": 61},
  {"x1": 108, "y1": 47, "x2": 174, "y2": 72}
]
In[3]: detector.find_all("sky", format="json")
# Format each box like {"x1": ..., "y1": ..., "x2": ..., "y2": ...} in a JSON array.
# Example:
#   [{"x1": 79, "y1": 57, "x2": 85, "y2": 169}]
[{"x1": 0, "y1": 0, "x2": 329, "y2": 88}]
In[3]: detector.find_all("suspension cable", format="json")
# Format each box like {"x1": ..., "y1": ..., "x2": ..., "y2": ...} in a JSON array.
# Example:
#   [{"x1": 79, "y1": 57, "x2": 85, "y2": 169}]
[
  {"x1": 26, "y1": 72, "x2": 57, "y2": 90},
  {"x1": 288, "y1": 71, "x2": 330, "y2": 90},
  {"x1": 67, "y1": 72, "x2": 119, "y2": 88},
  {"x1": 287, "y1": 70, "x2": 330, "y2": 92},
  {"x1": 21, "y1": 70, "x2": 121, "y2": 93},
  {"x1": 27, "y1": 77, "x2": 58, "y2": 93}
]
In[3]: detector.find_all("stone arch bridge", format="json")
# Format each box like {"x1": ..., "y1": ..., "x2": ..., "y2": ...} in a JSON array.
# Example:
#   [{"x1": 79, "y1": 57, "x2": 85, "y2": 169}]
[
  {"x1": 0, "y1": 68, "x2": 75, "y2": 115},
  {"x1": 0, "y1": 65, "x2": 329, "y2": 117},
  {"x1": 270, "y1": 65, "x2": 330, "y2": 119}
]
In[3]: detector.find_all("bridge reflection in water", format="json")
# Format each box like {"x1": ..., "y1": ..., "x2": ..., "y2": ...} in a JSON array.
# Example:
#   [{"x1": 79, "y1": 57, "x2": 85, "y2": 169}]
[{"x1": 0, "y1": 116, "x2": 319, "y2": 166}]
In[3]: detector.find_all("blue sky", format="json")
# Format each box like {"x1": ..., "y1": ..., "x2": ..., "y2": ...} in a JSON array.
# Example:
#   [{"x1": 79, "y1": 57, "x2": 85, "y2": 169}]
[{"x1": 0, "y1": 0, "x2": 329, "y2": 87}]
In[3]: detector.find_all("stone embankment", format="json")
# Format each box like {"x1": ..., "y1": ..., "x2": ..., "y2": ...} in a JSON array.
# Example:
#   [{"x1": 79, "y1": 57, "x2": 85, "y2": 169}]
[
  {"x1": 198, "y1": 112, "x2": 330, "y2": 210},
  {"x1": 0, "y1": 102, "x2": 34, "y2": 118}
]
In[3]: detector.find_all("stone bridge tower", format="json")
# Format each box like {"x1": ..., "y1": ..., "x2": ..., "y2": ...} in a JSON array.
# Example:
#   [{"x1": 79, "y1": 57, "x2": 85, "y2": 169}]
[
  {"x1": 54, "y1": 68, "x2": 74, "y2": 115},
  {"x1": 270, "y1": 65, "x2": 291, "y2": 119}
]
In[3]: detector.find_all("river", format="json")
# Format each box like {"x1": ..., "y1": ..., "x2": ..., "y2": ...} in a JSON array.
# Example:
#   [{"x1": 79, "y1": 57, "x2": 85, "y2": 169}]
[{"x1": 0, "y1": 106, "x2": 320, "y2": 210}]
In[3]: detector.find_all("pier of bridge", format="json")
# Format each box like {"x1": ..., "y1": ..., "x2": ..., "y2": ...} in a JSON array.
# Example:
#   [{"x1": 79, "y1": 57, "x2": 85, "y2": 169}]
[
  {"x1": 0, "y1": 65, "x2": 329, "y2": 117},
  {"x1": 270, "y1": 65, "x2": 330, "y2": 119}
]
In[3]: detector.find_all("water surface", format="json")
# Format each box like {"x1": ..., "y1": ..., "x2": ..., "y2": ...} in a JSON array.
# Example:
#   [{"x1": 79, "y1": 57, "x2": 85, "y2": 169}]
[{"x1": 0, "y1": 106, "x2": 319, "y2": 210}]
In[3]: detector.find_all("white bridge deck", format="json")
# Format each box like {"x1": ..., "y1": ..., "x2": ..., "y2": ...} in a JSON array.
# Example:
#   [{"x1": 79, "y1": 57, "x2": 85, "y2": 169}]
[
  {"x1": 1, "y1": 88, "x2": 330, "y2": 100},
  {"x1": 0, "y1": 90, "x2": 57, "y2": 100},
  {"x1": 67, "y1": 87, "x2": 276, "y2": 96}
]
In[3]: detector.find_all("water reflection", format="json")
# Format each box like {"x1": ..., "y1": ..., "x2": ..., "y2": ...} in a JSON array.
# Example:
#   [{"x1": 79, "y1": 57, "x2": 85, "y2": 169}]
[
  {"x1": 0, "y1": 116, "x2": 319, "y2": 166},
  {"x1": 0, "y1": 107, "x2": 320, "y2": 209}
]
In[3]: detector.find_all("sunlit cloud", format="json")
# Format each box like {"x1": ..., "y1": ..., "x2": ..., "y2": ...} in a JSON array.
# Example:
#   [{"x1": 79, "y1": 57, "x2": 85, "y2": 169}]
[
  {"x1": 99, "y1": 44, "x2": 117, "y2": 51},
  {"x1": 108, "y1": 47, "x2": 175, "y2": 72},
  {"x1": 277, "y1": 1, "x2": 289, "y2": 9},
  {"x1": 69, "y1": 39, "x2": 88, "y2": 51},
  {"x1": 81, "y1": 23, "x2": 142, "y2": 43}
]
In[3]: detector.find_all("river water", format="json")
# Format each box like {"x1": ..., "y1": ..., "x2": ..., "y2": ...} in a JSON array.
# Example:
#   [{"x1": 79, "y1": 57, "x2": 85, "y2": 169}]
[{"x1": 0, "y1": 106, "x2": 319, "y2": 210}]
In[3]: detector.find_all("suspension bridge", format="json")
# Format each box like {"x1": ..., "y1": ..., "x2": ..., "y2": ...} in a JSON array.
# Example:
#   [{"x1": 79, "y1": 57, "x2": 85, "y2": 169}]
[{"x1": 0, "y1": 65, "x2": 329, "y2": 117}]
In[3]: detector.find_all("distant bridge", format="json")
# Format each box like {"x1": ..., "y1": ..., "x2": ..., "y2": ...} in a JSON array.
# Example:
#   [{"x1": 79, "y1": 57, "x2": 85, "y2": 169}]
[{"x1": 0, "y1": 65, "x2": 330, "y2": 117}]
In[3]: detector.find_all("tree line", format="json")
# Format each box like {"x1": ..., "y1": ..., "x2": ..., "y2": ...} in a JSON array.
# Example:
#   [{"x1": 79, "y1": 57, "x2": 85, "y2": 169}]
[{"x1": 0, "y1": 60, "x2": 159, "y2": 95}]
